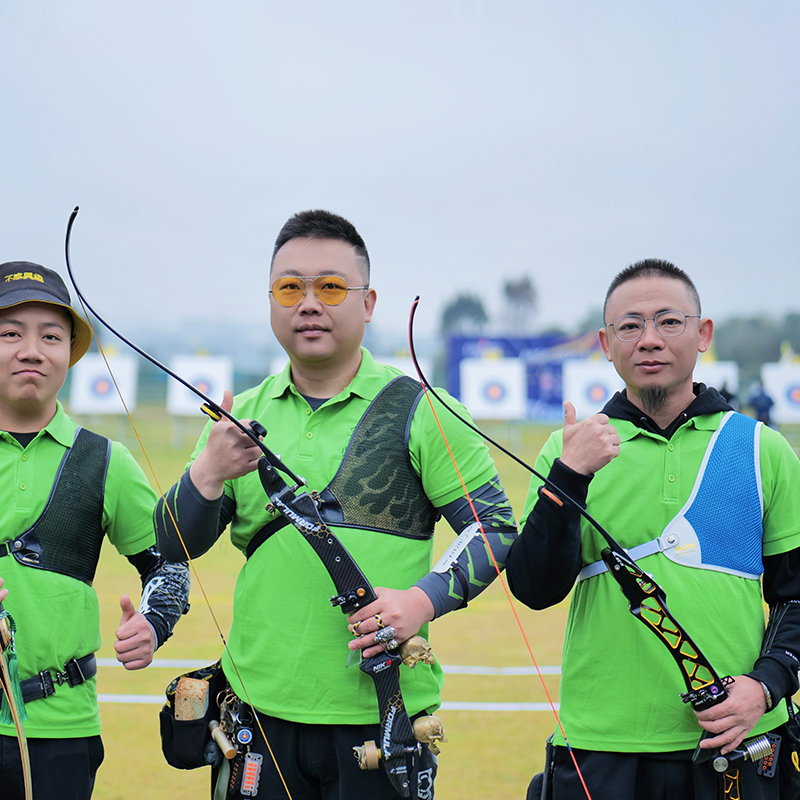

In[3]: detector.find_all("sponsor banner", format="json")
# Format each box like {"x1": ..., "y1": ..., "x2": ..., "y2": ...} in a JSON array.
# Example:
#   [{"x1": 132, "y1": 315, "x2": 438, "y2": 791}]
[
  {"x1": 761, "y1": 363, "x2": 800, "y2": 424},
  {"x1": 448, "y1": 333, "x2": 601, "y2": 421},
  {"x1": 459, "y1": 358, "x2": 527, "y2": 420},
  {"x1": 562, "y1": 359, "x2": 622, "y2": 419},
  {"x1": 69, "y1": 353, "x2": 138, "y2": 414},
  {"x1": 167, "y1": 356, "x2": 234, "y2": 416}
]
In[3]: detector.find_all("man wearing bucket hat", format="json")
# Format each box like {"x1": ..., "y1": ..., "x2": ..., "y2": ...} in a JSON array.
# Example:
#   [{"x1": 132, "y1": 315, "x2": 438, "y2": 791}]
[{"x1": 0, "y1": 261, "x2": 190, "y2": 799}]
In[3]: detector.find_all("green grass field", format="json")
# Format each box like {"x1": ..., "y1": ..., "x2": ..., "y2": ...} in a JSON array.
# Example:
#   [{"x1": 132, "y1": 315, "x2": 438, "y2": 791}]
[
  {"x1": 72, "y1": 407, "x2": 563, "y2": 800},
  {"x1": 69, "y1": 406, "x2": 800, "y2": 799}
]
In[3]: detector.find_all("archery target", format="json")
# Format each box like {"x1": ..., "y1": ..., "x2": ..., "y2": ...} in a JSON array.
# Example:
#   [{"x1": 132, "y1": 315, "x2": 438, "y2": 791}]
[
  {"x1": 69, "y1": 353, "x2": 138, "y2": 414},
  {"x1": 459, "y1": 357, "x2": 526, "y2": 420},
  {"x1": 561, "y1": 359, "x2": 622, "y2": 419},
  {"x1": 694, "y1": 361, "x2": 739, "y2": 400},
  {"x1": 762, "y1": 363, "x2": 800, "y2": 424},
  {"x1": 167, "y1": 356, "x2": 234, "y2": 416}
]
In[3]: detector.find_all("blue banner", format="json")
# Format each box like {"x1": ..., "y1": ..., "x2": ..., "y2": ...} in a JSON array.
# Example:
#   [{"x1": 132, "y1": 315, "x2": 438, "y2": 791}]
[{"x1": 447, "y1": 331, "x2": 602, "y2": 421}]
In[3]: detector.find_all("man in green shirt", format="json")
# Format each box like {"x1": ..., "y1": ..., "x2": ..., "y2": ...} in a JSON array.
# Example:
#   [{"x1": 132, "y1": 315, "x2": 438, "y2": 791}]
[
  {"x1": 156, "y1": 209, "x2": 517, "y2": 799},
  {"x1": 0, "y1": 261, "x2": 190, "y2": 800},
  {"x1": 507, "y1": 259, "x2": 800, "y2": 799}
]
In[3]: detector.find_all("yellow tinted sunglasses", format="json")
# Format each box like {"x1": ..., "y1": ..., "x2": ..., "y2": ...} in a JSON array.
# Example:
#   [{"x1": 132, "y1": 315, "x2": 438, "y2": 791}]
[{"x1": 269, "y1": 275, "x2": 369, "y2": 307}]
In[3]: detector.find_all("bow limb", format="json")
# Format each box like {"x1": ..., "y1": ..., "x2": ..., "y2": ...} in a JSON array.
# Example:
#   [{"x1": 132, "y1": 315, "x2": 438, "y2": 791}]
[
  {"x1": 408, "y1": 298, "x2": 734, "y2": 776},
  {"x1": 407, "y1": 298, "x2": 594, "y2": 800},
  {"x1": 64, "y1": 209, "x2": 295, "y2": 800},
  {"x1": 63, "y1": 208, "x2": 304, "y2": 488},
  {"x1": 0, "y1": 603, "x2": 32, "y2": 800},
  {"x1": 408, "y1": 299, "x2": 730, "y2": 701}
]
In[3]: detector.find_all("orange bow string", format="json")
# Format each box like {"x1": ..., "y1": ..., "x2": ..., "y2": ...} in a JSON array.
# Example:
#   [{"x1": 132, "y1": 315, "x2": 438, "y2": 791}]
[{"x1": 407, "y1": 296, "x2": 593, "y2": 800}]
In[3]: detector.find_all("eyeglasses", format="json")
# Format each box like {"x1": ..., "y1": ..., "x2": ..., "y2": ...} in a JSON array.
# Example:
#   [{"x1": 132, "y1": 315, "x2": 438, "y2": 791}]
[
  {"x1": 269, "y1": 275, "x2": 369, "y2": 307},
  {"x1": 605, "y1": 310, "x2": 701, "y2": 342}
]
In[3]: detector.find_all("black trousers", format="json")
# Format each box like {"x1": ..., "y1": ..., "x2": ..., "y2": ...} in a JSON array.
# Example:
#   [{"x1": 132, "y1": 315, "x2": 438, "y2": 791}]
[
  {"x1": 0, "y1": 734, "x2": 104, "y2": 800},
  {"x1": 529, "y1": 743, "x2": 794, "y2": 800},
  {"x1": 212, "y1": 712, "x2": 437, "y2": 800}
]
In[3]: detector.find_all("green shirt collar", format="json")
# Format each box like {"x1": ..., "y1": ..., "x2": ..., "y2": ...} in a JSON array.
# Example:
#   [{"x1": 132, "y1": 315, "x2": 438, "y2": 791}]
[
  {"x1": 0, "y1": 402, "x2": 75, "y2": 448},
  {"x1": 265, "y1": 348, "x2": 390, "y2": 405},
  {"x1": 41, "y1": 402, "x2": 77, "y2": 447}
]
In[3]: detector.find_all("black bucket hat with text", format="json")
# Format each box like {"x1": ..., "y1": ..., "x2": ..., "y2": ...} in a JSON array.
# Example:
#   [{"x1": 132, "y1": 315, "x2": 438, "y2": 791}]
[{"x1": 0, "y1": 261, "x2": 92, "y2": 366}]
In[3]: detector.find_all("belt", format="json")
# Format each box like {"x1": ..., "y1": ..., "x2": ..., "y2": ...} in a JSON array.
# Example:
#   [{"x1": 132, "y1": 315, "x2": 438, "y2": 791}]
[{"x1": 1, "y1": 654, "x2": 97, "y2": 704}]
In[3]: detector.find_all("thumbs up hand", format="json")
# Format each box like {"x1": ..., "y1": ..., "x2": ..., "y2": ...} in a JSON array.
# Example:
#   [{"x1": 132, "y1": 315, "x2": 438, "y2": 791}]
[
  {"x1": 114, "y1": 594, "x2": 156, "y2": 670},
  {"x1": 560, "y1": 401, "x2": 621, "y2": 476},
  {"x1": 189, "y1": 390, "x2": 264, "y2": 500}
]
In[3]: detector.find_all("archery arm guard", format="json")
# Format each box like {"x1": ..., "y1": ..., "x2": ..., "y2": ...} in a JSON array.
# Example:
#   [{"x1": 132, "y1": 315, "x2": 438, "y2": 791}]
[
  {"x1": 127, "y1": 547, "x2": 191, "y2": 649},
  {"x1": 415, "y1": 475, "x2": 516, "y2": 618}
]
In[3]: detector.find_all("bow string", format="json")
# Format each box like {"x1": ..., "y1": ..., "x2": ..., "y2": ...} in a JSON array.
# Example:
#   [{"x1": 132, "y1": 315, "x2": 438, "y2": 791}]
[
  {"x1": 407, "y1": 297, "x2": 594, "y2": 799},
  {"x1": 407, "y1": 297, "x2": 742, "y2": 796},
  {"x1": 64, "y1": 207, "x2": 295, "y2": 799}
]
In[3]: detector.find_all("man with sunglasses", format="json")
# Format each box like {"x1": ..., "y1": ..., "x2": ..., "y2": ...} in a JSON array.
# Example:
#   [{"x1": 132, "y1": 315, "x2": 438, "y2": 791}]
[
  {"x1": 156, "y1": 209, "x2": 517, "y2": 799},
  {"x1": 507, "y1": 259, "x2": 800, "y2": 799}
]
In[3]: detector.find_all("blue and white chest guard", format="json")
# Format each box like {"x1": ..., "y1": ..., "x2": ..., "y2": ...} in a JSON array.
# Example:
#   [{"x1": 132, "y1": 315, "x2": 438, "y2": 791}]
[
  {"x1": 659, "y1": 411, "x2": 764, "y2": 579},
  {"x1": 578, "y1": 411, "x2": 764, "y2": 582}
]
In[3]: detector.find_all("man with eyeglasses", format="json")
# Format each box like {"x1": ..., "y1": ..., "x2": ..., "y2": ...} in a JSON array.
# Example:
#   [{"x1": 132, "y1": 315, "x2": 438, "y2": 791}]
[
  {"x1": 155, "y1": 209, "x2": 517, "y2": 799},
  {"x1": 507, "y1": 259, "x2": 800, "y2": 800}
]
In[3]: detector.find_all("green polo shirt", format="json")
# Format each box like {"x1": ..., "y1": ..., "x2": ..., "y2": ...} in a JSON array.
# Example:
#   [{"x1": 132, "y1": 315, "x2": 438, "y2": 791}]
[
  {"x1": 193, "y1": 348, "x2": 498, "y2": 724},
  {"x1": 523, "y1": 412, "x2": 800, "y2": 752},
  {"x1": 0, "y1": 402, "x2": 157, "y2": 738}
]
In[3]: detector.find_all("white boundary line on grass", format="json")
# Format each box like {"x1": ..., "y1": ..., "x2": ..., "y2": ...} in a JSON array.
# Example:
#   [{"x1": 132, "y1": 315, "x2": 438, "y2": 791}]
[
  {"x1": 97, "y1": 658, "x2": 561, "y2": 675},
  {"x1": 97, "y1": 695, "x2": 558, "y2": 711},
  {"x1": 97, "y1": 659, "x2": 561, "y2": 711}
]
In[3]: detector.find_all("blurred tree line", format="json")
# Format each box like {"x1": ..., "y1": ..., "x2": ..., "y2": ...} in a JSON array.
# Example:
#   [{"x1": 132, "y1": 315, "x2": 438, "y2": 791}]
[{"x1": 440, "y1": 279, "x2": 800, "y2": 384}]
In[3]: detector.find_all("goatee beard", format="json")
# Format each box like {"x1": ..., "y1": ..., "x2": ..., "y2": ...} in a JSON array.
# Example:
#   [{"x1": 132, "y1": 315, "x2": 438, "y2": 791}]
[{"x1": 639, "y1": 386, "x2": 667, "y2": 416}]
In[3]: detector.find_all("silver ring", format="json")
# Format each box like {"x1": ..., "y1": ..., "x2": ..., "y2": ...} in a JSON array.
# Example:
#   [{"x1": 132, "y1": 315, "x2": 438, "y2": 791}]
[
  {"x1": 374, "y1": 626, "x2": 397, "y2": 644},
  {"x1": 384, "y1": 639, "x2": 399, "y2": 651}
]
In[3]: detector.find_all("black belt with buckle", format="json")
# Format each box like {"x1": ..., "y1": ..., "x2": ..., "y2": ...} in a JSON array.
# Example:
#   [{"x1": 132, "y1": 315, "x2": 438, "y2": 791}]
[{"x1": 1, "y1": 654, "x2": 97, "y2": 704}]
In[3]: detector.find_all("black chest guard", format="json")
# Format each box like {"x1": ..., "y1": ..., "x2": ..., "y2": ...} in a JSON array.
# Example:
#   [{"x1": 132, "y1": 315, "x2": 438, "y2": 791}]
[
  {"x1": 4, "y1": 428, "x2": 110, "y2": 585},
  {"x1": 314, "y1": 376, "x2": 439, "y2": 540},
  {"x1": 246, "y1": 376, "x2": 439, "y2": 559}
]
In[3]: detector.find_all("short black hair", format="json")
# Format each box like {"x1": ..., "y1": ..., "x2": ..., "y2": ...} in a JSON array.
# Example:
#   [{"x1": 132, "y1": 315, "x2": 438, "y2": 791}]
[
  {"x1": 603, "y1": 258, "x2": 701, "y2": 320},
  {"x1": 271, "y1": 209, "x2": 370, "y2": 281}
]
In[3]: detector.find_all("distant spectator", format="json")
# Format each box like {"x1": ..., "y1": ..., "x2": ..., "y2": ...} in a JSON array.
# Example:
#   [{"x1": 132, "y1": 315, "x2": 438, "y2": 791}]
[{"x1": 749, "y1": 382, "x2": 775, "y2": 427}]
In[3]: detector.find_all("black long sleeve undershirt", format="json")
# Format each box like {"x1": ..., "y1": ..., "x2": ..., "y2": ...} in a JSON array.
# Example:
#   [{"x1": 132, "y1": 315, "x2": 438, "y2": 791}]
[
  {"x1": 506, "y1": 458, "x2": 590, "y2": 610},
  {"x1": 506, "y1": 460, "x2": 800, "y2": 705}
]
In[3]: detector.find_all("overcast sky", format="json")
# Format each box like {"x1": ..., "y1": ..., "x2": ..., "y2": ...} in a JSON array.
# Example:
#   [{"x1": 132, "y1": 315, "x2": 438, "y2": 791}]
[{"x1": 2, "y1": 2, "x2": 798, "y2": 356}]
